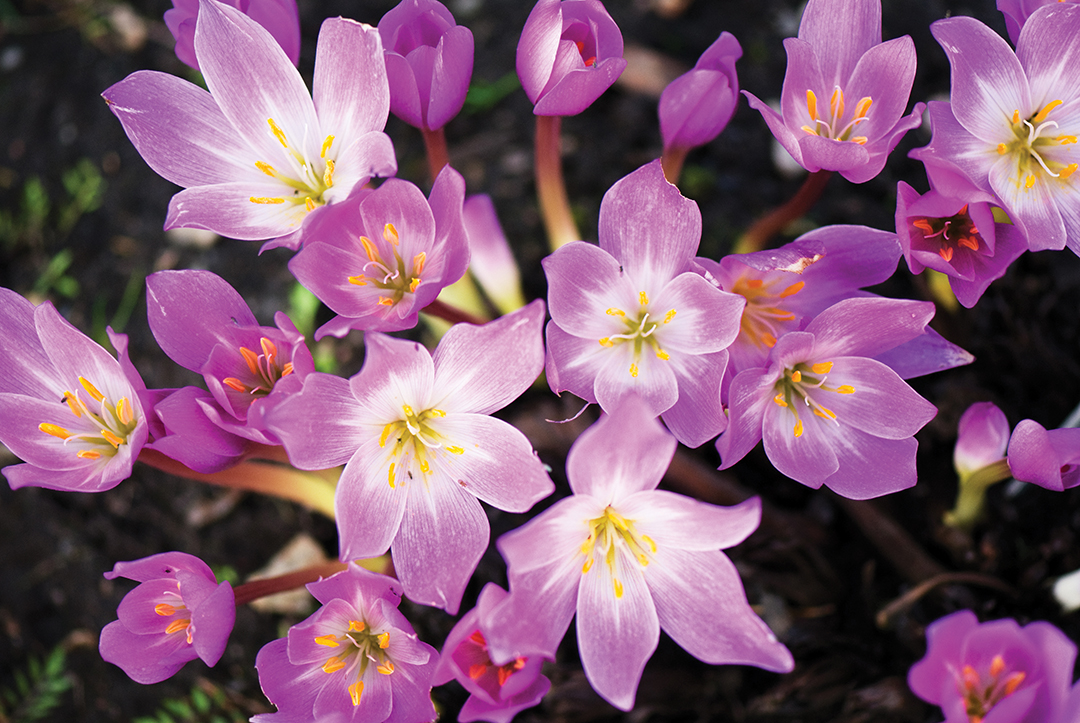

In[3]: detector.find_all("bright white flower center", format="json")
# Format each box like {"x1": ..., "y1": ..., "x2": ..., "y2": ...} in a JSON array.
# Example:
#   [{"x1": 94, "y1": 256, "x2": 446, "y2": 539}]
[
  {"x1": 580, "y1": 506, "x2": 656, "y2": 599},
  {"x1": 597, "y1": 291, "x2": 676, "y2": 378},
  {"x1": 249, "y1": 118, "x2": 336, "y2": 214},
  {"x1": 378, "y1": 404, "x2": 464, "y2": 488},
  {"x1": 997, "y1": 100, "x2": 1078, "y2": 189}
]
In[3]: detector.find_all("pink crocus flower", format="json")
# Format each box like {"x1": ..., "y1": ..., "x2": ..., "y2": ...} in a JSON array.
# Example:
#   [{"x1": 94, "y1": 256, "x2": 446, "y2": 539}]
[
  {"x1": 483, "y1": 395, "x2": 793, "y2": 711},
  {"x1": 103, "y1": 0, "x2": 396, "y2": 249},
  {"x1": 99, "y1": 552, "x2": 235, "y2": 684},
  {"x1": 265, "y1": 302, "x2": 553, "y2": 613},
  {"x1": 1007, "y1": 419, "x2": 1080, "y2": 491},
  {"x1": 717, "y1": 297, "x2": 938, "y2": 500},
  {"x1": 379, "y1": 0, "x2": 474, "y2": 132},
  {"x1": 908, "y1": 610, "x2": 1077, "y2": 723},
  {"x1": 287, "y1": 166, "x2": 469, "y2": 337},
  {"x1": 516, "y1": 0, "x2": 626, "y2": 116},
  {"x1": 911, "y1": 7, "x2": 1080, "y2": 253},
  {"x1": 432, "y1": 584, "x2": 551, "y2": 723},
  {"x1": 954, "y1": 402, "x2": 1011, "y2": 481},
  {"x1": 743, "y1": 0, "x2": 923, "y2": 183},
  {"x1": 659, "y1": 32, "x2": 742, "y2": 158},
  {"x1": 0, "y1": 287, "x2": 149, "y2": 493},
  {"x1": 997, "y1": 0, "x2": 1080, "y2": 45},
  {"x1": 254, "y1": 564, "x2": 438, "y2": 723},
  {"x1": 544, "y1": 160, "x2": 745, "y2": 448},
  {"x1": 164, "y1": 0, "x2": 300, "y2": 71}
]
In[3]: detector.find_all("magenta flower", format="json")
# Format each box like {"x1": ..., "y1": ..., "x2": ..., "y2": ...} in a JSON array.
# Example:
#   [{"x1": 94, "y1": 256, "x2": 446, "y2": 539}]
[
  {"x1": 483, "y1": 395, "x2": 793, "y2": 711},
  {"x1": 743, "y1": 0, "x2": 922, "y2": 183},
  {"x1": 164, "y1": 0, "x2": 300, "y2": 71},
  {"x1": 146, "y1": 269, "x2": 313, "y2": 447},
  {"x1": 0, "y1": 288, "x2": 149, "y2": 493},
  {"x1": 265, "y1": 302, "x2": 553, "y2": 613},
  {"x1": 912, "y1": 7, "x2": 1080, "y2": 253},
  {"x1": 433, "y1": 584, "x2": 550, "y2": 723},
  {"x1": 1007, "y1": 419, "x2": 1080, "y2": 491},
  {"x1": 717, "y1": 297, "x2": 938, "y2": 499},
  {"x1": 544, "y1": 160, "x2": 745, "y2": 447},
  {"x1": 99, "y1": 552, "x2": 235, "y2": 684},
  {"x1": 895, "y1": 179, "x2": 1027, "y2": 308},
  {"x1": 147, "y1": 387, "x2": 252, "y2": 473},
  {"x1": 379, "y1": 0, "x2": 474, "y2": 132},
  {"x1": 516, "y1": 0, "x2": 626, "y2": 116},
  {"x1": 103, "y1": 0, "x2": 395, "y2": 248},
  {"x1": 659, "y1": 32, "x2": 742, "y2": 156},
  {"x1": 954, "y1": 402, "x2": 1011, "y2": 481},
  {"x1": 288, "y1": 166, "x2": 469, "y2": 337},
  {"x1": 908, "y1": 610, "x2": 1076, "y2": 723},
  {"x1": 254, "y1": 564, "x2": 437, "y2": 723},
  {"x1": 997, "y1": 0, "x2": 1080, "y2": 44}
]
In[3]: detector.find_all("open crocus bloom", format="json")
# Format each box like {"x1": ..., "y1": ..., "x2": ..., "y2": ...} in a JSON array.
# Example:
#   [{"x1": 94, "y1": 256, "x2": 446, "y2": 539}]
[
  {"x1": 103, "y1": 0, "x2": 395, "y2": 249},
  {"x1": 744, "y1": 0, "x2": 922, "y2": 183}
]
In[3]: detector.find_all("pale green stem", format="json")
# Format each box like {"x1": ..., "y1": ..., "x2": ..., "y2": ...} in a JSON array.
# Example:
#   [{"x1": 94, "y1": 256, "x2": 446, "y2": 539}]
[{"x1": 944, "y1": 459, "x2": 1013, "y2": 531}]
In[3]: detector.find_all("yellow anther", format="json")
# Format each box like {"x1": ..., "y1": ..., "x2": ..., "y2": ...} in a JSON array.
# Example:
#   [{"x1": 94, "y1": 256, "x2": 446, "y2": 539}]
[
  {"x1": 1033, "y1": 99, "x2": 1063, "y2": 124},
  {"x1": 989, "y1": 655, "x2": 1006, "y2": 677},
  {"x1": 642, "y1": 535, "x2": 657, "y2": 553},
  {"x1": 762, "y1": 333, "x2": 777, "y2": 348},
  {"x1": 314, "y1": 635, "x2": 340, "y2": 647},
  {"x1": 813, "y1": 406, "x2": 837, "y2": 420},
  {"x1": 377, "y1": 632, "x2": 390, "y2": 649},
  {"x1": 360, "y1": 236, "x2": 379, "y2": 262},
  {"x1": 305, "y1": 197, "x2": 316, "y2": 212},
  {"x1": 322, "y1": 656, "x2": 345, "y2": 674},
  {"x1": 429, "y1": 409, "x2": 446, "y2": 417},
  {"x1": 250, "y1": 196, "x2": 285, "y2": 204},
  {"x1": 852, "y1": 136, "x2": 868, "y2": 145},
  {"x1": 830, "y1": 87, "x2": 844, "y2": 120},
  {"x1": 1012, "y1": 109, "x2": 1021, "y2": 124},
  {"x1": 790, "y1": 370, "x2": 802, "y2": 383},
  {"x1": 639, "y1": 291, "x2": 649, "y2": 306},
  {"x1": 801, "y1": 125, "x2": 818, "y2": 135},
  {"x1": 409, "y1": 278, "x2": 421, "y2": 293},
  {"x1": 629, "y1": 363, "x2": 639, "y2": 378},
  {"x1": 773, "y1": 393, "x2": 788, "y2": 407},
  {"x1": 582, "y1": 557, "x2": 594, "y2": 574},
  {"x1": 806, "y1": 89, "x2": 818, "y2": 120},
  {"x1": 446, "y1": 446, "x2": 464, "y2": 455},
  {"x1": 384, "y1": 223, "x2": 399, "y2": 245},
  {"x1": 267, "y1": 118, "x2": 288, "y2": 147},
  {"x1": 1059, "y1": 135, "x2": 1078, "y2": 144},
  {"x1": 606, "y1": 307, "x2": 625, "y2": 316},
  {"x1": 376, "y1": 661, "x2": 395, "y2": 675},
  {"x1": 1061, "y1": 163, "x2": 1078, "y2": 179},
  {"x1": 388, "y1": 462, "x2": 396, "y2": 488},
  {"x1": 793, "y1": 420, "x2": 804, "y2": 438},
  {"x1": 998, "y1": 143, "x2": 1008, "y2": 154},
  {"x1": 102, "y1": 430, "x2": 124, "y2": 448},
  {"x1": 255, "y1": 161, "x2": 276, "y2": 177},
  {"x1": 664, "y1": 309, "x2": 676, "y2": 323},
  {"x1": 79, "y1": 376, "x2": 105, "y2": 402},
  {"x1": 348, "y1": 681, "x2": 363, "y2": 706},
  {"x1": 402, "y1": 404, "x2": 414, "y2": 417},
  {"x1": 419, "y1": 459, "x2": 431, "y2": 474},
  {"x1": 321, "y1": 135, "x2": 335, "y2": 159},
  {"x1": 165, "y1": 619, "x2": 190, "y2": 635},
  {"x1": 412, "y1": 252, "x2": 426, "y2": 277},
  {"x1": 613, "y1": 577, "x2": 624, "y2": 599},
  {"x1": 811, "y1": 362, "x2": 833, "y2": 374},
  {"x1": 77, "y1": 450, "x2": 101, "y2": 460},
  {"x1": 323, "y1": 158, "x2": 335, "y2": 187},
  {"x1": 348, "y1": 275, "x2": 368, "y2": 286},
  {"x1": 853, "y1": 96, "x2": 873, "y2": 119},
  {"x1": 38, "y1": 423, "x2": 71, "y2": 439},
  {"x1": 781, "y1": 281, "x2": 805, "y2": 298},
  {"x1": 656, "y1": 349, "x2": 670, "y2": 360},
  {"x1": 63, "y1": 391, "x2": 82, "y2": 417},
  {"x1": 348, "y1": 620, "x2": 366, "y2": 632},
  {"x1": 1026, "y1": 174, "x2": 1036, "y2": 189},
  {"x1": 837, "y1": 385, "x2": 855, "y2": 394},
  {"x1": 154, "y1": 604, "x2": 176, "y2": 616},
  {"x1": 377, "y1": 296, "x2": 394, "y2": 306},
  {"x1": 116, "y1": 397, "x2": 133, "y2": 425},
  {"x1": 598, "y1": 337, "x2": 613, "y2": 347}
]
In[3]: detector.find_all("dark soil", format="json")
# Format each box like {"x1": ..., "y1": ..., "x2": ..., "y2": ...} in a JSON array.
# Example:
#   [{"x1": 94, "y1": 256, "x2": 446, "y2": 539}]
[{"x1": 2, "y1": 0, "x2": 1079, "y2": 721}]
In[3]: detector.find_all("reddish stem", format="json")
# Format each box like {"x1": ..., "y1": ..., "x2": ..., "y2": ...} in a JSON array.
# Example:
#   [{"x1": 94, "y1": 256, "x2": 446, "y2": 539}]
[
  {"x1": 423, "y1": 298, "x2": 487, "y2": 326},
  {"x1": 535, "y1": 115, "x2": 580, "y2": 252},
  {"x1": 661, "y1": 146, "x2": 689, "y2": 186},
  {"x1": 735, "y1": 170, "x2": 833, "y2": 253},
  {"x1": 422, "y1": 126, "x2": 450, "y2": 183},
  {"x1": 232, "y1": 561, "x2": 349, "y2": 606}
]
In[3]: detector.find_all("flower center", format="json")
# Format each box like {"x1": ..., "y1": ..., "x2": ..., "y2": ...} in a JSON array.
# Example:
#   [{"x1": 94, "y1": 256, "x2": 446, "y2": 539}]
[
  {"x1": 772, "y1": 361, "x2": 855, "y2": 438},
  {"x1": 461, "y1": 630, "x2": 528, "y2": 689},
  {"x1": 957, "y1": 654, "x2": 1027, "y2": 723},
  {"x1": 347, "y1": 223, "x2": 427, "y2": 307},
  {"x1": 997, "y1": 101, "x2": 1078, "y2": 189},
  {"x1": 315, "y1": 619, "x2": 395, "y2": 707},
  {"x1": 378, "y1": 404, "x2": 464, "y2": 488},
  {"x1": 801, "y1": 87, "x2": 873, "y2": 144},
  {"x1": 731, "y1": 275, "x2": 804, "y2": 349},
  {"x1": 153, "y1": 585, "x2": 194, "y2": 644},
  {"x1": 911, "y1": 205, "x2": 983, "y2": 262},
  {"x1": 38, "y1": 376, "x2": 138, "y2": 461},
  {"x1": 580, "y1": 506, "x2": 657, "y2": 599},
  {"x1": 222, "y1": 336, "x2": 294, "y2": 398},
  {"x1": 562, "y1": 22, "x2": 597, "y2": 67},
  {"x1": 248, "y1": 119, "x2": 336, "y2": 213},
  {"x1": 597, "y1": 291, "x2": 676, "y2": 378}
]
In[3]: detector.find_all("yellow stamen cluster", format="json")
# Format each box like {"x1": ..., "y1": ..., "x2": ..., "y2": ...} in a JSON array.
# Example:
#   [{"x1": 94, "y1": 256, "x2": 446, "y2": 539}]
[
  {"x1": 596, "y1": 291, "x2": 676, "y2": 377},
  {"x1": 998, "y1": 100, "x2": 1079, "y2": 191},
  {"x1": 347, "y1": 223, "x2": 426, "y2": 308},
  {"x1": 378, "y1": 404, "x2": 462, "y2": 488},
  {"x1": 801, "y1": 87, "x2": 873, "y2": 144},
  {"x1": 37, "y1": 376, "x2": 138, "y2": 463},
  {"x1": 248, "y1": 118, "x2": 338, "y2": 216},
  {"x1": 772, "y1": 360, "x2": 854, "y2": 438},
  {"x1": 315, "y1": 618, "x2": 397, "y2": 707},
  {"x1": 580, "y1": 506, "x2": 657, "y2": 599}
]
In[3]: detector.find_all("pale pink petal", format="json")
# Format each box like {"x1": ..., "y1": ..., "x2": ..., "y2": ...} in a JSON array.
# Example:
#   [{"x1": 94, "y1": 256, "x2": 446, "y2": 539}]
[
  {"x1": 335, "y1": 442, "x2": 409, "y2": 560},
  {"x1": 650, "y1": 273, "x2": 743, "y2": 354},
  {"x1": 543, "y1": 241, "x2": 631, "y2": 337},
  {"x1": 1017, "y1": 4, "x2": 1080, "y2": 109},
  {"x1": 660, "y1": 350, "x2": 727, "y2": 448},
  {"x1": 312, "y1": 18, "x2": 389, "y2": 143},
  {"x1": 825, "y1": 430, "x2": 919, "y2": 499},
  {"x1": 988, "y1": 153, "x2": 1067, "y2": 250},
  {"x1": 817, "y1": 357, "x2": 937, "y2": 439},
  {"x1": 761, "y1": 401, "x2": 839, "y2": 487},
  {"x1": 266, "y1": 373, "x2": 365, "y2": 470},
  {"x1": 349, "y1": 333, "x2": 435, "y2": 424},
  {"x1": 797, "y1": 0, "x2": 880, "y2": 87},
  {"x1": 544, "y1": 322, "x2": 602, "y2": 403},
  {"x1": 165, "y1": 182, "x2": 310, "y2": 240},
  {"x1": 622, "y1": 492, "x2": 762, "y2": 552}
]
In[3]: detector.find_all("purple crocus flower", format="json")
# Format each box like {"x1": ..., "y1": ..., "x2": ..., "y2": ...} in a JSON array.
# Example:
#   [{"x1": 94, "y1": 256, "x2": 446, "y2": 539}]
[
  {"x1": 99, "y1": 552, "x2": 235, "y2": 684},
  {"x1": 146, "y1": 269, "x2": 313, "y2": 447},
  {"x1": 544, "y1": 160, "x2": 745, "y2": 448},
  {"x1": 895, "y1": 179, "x2": 1027, "y2": 309},
  {"x1": 147, "y1": 387, "x2": 252, "y2": 473},
  {"x1": 164, "y1": 0, "x2": 300, "y2": 71},
  {"x1": 716, "y1": 297, "x2": 938, "y2": 500},
  {"x1": 103, "y1": 0, "x2": 395, "y2": 249},
  {"x1": 743, "y1": 0, "x2": 923, "y2": 183},
  {"x1": 265, "y1": 302, "x2": 553, "y2": 613},
  {"x1": 1007, "y1": 419, "x2": 1080, "y2": 491},
  {"x1": 379, "y1": 0, "x2": 474, "y2": 132},
  {"x1": 433, "y1": 584, "x2": 551, "y2": 723},
  {"x1": 997, "y1": 0, "x2": 1080, "y2": 45},
  {"x1": 0, "y1": 287, "x2": 149, "y2": 493},
  {"x1": 483, "y1": 395, "x2": 793, "y2": 711},
  {"x1": 908, "y1": 610, "x2": 1077, "y2": 723},
  {"x1": 516, "y1": 0, "x2": 627, "y2": 116},
  {"x1": 659, "y1": 32, "x2": 742, "y2": 157},
  {"x1": 954, "y1": 402, "x2": 1011, "y2": 481},
  {"x1": 911, "y1": 7, "x2": 1080, "y2": 253},
  {"x1": 254, "y1": 564, "x2": 437, "y2": 723},
  {"x1": 288, "y1": 166, "x2": 469, "y2": 337}
]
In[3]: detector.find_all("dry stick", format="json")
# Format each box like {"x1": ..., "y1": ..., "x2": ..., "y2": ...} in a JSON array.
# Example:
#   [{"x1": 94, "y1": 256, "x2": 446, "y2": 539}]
[
  {"x1": 421, "y1": 126, "x2": 450, "y2": 182},
  {"x1": 875, "y1": 572, "x2": 1017, "y2": 629},
  {"x1": 734, "y1": 170, "x2": 833, "y2": 254},
  {"x1": 424, "y1": 297, "x2": 487, "y2": 326}
]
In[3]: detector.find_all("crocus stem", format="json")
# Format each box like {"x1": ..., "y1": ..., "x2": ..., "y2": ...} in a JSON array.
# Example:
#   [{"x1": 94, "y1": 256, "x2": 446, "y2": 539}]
[
  {"x1": 138, "y1": 449, "x2": 338, "y2": 519},
  {"x1": 232, "y1": 561, "x2": 349, "y2": 606},
  {"x1": 424, "y1": 297, "x2": 487, "y2": 326},
  {"x1": 422, "y1": 126, "x2": 450, "y2": 182},
  {"x1": 734, "y1": 170, "x2": 833, "y2": 253},
  {"x1": 943, "y1": 460, "x2": 1014, "y2": 531},
  {"x1": 661, "y1": 146, "x2": 689, "y2": 185},
  {"x1": 535, "y1": 115, "x2": 580, "y2": 252}
]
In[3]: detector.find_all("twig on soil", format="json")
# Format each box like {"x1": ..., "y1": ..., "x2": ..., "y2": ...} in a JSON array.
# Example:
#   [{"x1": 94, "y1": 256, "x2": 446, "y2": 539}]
[{"x1": 875, "y1": 571, "x2": 1016, "y2": 629}]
